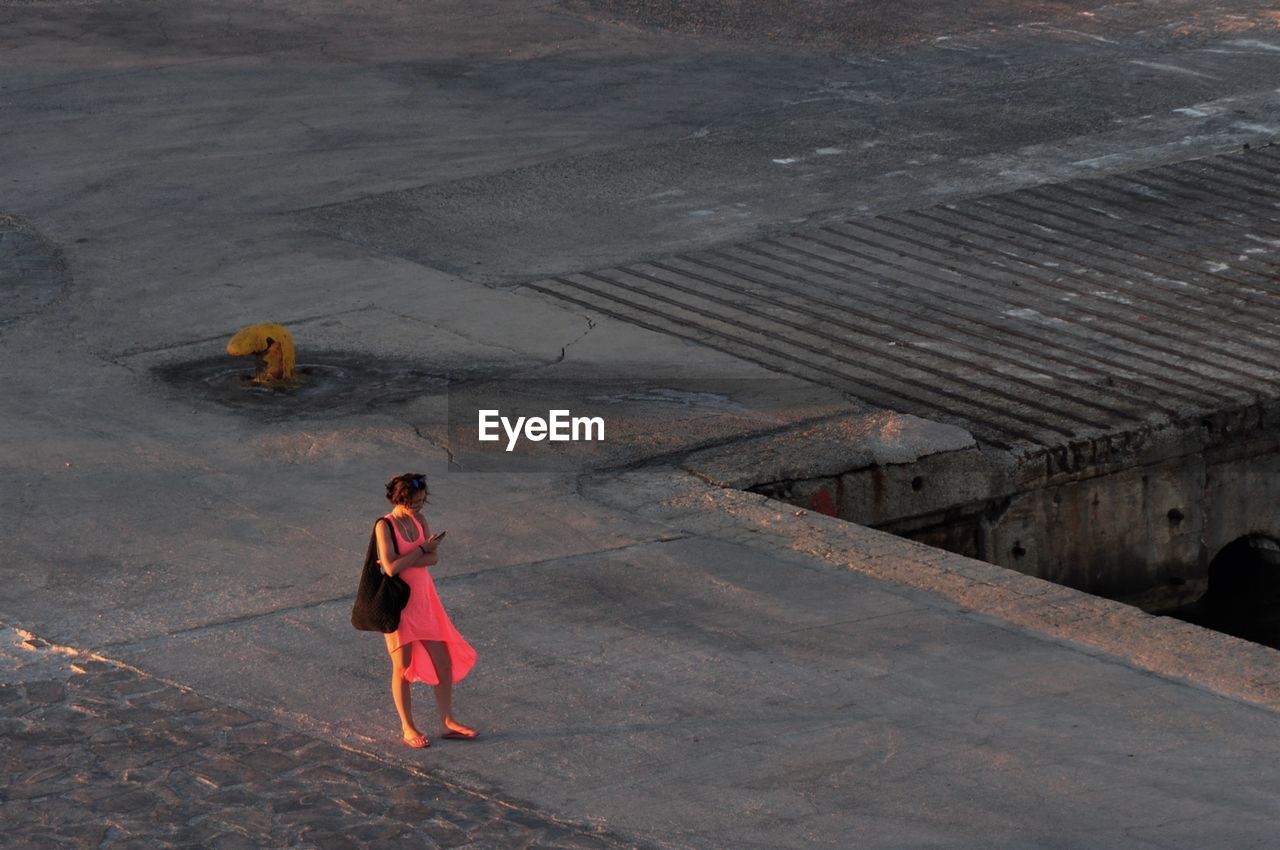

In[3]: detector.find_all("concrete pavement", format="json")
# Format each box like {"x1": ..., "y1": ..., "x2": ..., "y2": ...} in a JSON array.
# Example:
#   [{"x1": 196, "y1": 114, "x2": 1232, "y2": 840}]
[
  {"x1": 6, "y1": 1, "x2": 1280, "y2": 847},
  {"x1": 2, "y1": 630, "x2": 633, "y2": 849}
]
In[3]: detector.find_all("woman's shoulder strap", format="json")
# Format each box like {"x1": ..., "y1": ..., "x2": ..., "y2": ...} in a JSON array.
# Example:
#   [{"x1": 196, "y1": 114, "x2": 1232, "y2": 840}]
[{"x1": 374, "y1": 516, "x2": 399, "y2": 553}]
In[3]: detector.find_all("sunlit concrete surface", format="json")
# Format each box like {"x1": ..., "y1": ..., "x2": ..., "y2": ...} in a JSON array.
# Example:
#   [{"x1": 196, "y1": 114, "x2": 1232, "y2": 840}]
[{"x1": 5, "y1": 1, "x2": 1280, "y2": 846}]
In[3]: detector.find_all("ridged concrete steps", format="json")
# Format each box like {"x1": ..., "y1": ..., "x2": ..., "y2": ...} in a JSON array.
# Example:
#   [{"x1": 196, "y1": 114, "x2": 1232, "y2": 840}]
[{"x1": 527, "y1": 146, "x2": 1280, "y2": 451}]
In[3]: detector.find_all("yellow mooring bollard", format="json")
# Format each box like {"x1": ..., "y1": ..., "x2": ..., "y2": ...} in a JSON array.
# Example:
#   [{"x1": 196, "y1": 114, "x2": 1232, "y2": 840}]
[{"x1": 227, "y1": 323, "x2": 296, "y2": 384}]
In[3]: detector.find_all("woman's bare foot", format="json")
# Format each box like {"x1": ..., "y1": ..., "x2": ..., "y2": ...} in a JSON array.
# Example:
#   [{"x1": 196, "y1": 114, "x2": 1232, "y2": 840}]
[
  {"x1": 402, "y1": 729, "x2": 430, "y2": 749},
  {"x1": 440, "y1": 719, "x2": 478, "y2": 740}
]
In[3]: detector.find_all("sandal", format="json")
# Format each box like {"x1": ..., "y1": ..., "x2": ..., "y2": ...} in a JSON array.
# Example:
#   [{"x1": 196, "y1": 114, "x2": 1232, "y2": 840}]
[
  {"x1": 402, "y1": 731, "x2": 430, "y2": 749},
  {"x1": 440, "y1": 727, "x2": 479, "y2": 741}
]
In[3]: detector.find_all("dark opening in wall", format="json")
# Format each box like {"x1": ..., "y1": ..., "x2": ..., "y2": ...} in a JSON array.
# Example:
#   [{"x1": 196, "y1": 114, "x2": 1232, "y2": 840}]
[{"x1": 1163, "y1": 535, "x2": 1280, "y2": 648}]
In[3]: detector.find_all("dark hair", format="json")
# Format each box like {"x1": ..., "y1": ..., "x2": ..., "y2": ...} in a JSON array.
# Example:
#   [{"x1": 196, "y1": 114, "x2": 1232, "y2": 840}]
[{"x1": 386, "y1": 473, "x2": 429, "y2": 506}]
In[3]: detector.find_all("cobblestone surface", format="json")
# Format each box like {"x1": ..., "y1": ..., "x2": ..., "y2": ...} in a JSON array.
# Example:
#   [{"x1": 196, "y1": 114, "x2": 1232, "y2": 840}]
[{"x1": 1, "y1": 631, "x2": 636, "y2": 850}]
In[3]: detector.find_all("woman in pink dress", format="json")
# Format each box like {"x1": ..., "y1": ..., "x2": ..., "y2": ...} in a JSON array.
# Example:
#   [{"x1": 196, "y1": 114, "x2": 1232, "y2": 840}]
[{"x1": 376, "y1": 473, "x2": 478, "y2": 749}]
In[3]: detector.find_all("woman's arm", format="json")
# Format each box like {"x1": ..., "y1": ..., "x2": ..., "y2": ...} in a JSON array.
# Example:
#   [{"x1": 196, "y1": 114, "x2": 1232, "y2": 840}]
[
  {"x1": 413, "y1": 514, "x2": 445, "y2": 561},
  {"x1": 418, "y1": 530, "x2": 442, "y2": 566},
  {"x1": 375, "y1": 521, "x2": 438, "y2": 576}
]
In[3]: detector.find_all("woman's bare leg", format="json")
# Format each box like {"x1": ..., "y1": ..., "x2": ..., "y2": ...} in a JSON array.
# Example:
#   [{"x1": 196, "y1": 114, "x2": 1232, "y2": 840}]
[
  {"x1": 424, "y1": 641, "x2": 475, "y2": 735},
  {"x1": 389, "y1": 642, "x2": 426, "y2": 745}
]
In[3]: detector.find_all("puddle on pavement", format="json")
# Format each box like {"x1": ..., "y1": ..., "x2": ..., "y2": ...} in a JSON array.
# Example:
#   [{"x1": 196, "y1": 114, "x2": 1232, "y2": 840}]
[{"x1": 154, "y1": 352, "x2": 453, "y2": 419}]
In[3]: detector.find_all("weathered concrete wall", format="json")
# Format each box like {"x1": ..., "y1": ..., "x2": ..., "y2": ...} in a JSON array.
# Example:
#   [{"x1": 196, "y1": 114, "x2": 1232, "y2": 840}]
[
  {"x1": 981, "y1": 455, "x2": 1206, "y2": 609},
  {"x1": 752, "y1": 402, "x2": 1280, "y2": 611}
]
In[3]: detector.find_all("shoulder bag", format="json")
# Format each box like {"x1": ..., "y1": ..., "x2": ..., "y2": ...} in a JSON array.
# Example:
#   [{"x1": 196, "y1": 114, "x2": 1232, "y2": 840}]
[{"x1": 351, "y1": 518, "x2": 411, "y2": 632}]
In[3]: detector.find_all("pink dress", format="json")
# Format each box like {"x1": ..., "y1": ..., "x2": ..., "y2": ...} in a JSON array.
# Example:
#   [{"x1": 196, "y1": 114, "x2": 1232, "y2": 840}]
[{"x1": 382, "y1": 513, "x2": 477, "y2": 685}]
